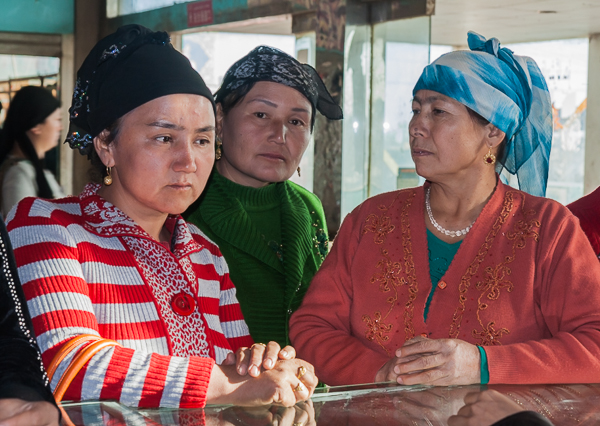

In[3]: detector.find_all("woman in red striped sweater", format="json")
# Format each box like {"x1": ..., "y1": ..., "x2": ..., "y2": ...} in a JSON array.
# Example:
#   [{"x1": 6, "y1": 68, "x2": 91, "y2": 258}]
[{"x1": 6, "y1": 25, "x2": 317, "y2": 409}]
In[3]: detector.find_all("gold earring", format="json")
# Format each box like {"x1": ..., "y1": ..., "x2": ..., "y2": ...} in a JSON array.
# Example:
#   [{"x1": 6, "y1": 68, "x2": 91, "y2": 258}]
[
  {"x1": 215, "y1": 137, "x2": 223, "y2": 160},
  {"x1": 297, "y1": 167, "x2": 301, "y2": 177},
  {"x1": 483, "y1": 147, "x2": 496, "y2": 165},
  {"x1": 103, "y1": 166, "x2": 113, "y2": 186}
]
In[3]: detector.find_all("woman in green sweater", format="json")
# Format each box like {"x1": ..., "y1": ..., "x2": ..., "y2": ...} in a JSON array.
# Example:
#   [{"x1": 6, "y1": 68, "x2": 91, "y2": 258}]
[{"x1": 186, "y1": 46, "x2": 342, "y2": 346}]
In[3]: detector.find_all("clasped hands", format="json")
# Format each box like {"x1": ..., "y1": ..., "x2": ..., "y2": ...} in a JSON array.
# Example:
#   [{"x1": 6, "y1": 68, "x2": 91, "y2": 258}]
[
  {"x1": 375, "y1": 336, "x2": 481, "y2": 386},
  {"x1": 212, "y1": 341, "x2": 317, "y2": 407}
]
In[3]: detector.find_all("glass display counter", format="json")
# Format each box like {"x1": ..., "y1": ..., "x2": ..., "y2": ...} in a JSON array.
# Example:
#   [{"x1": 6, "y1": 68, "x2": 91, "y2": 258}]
[{"x1": 60, "y1": 382, "x2": 600, "y2": 425}]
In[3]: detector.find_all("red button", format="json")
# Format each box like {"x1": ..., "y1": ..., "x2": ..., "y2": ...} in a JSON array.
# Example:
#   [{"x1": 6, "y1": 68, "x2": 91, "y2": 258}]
[{"x1": 171, "y1": 292, "x2": 196, "y2": 316}]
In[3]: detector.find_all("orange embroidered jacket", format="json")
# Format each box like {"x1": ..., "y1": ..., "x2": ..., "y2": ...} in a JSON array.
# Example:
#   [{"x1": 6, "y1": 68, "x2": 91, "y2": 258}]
[{"x1": 290, "y1": 182, "x2": 600, "y2": 385}]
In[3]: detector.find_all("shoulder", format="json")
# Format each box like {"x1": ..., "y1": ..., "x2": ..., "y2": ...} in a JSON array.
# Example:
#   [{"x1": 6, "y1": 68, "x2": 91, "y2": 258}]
[
  {"x1": 6, "y1": 195, "x2": 83, "y2": 230},
  {"x1": 286, "y1": 181, "x2": 323, "y2": 206},
  {"x1": 186, "y1": 221, "x2": 220, "y2": 249},
  {"x1": 351, "y1": 187, "x2": 419, "y2": 218},
  {"x1": 3, "y1": 159, "x2": 35, "y2": 181}
]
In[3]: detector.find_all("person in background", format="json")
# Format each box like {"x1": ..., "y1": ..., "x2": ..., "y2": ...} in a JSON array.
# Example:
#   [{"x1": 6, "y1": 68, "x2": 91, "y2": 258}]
[
  {"x1": 7, "y1": 25, "x2": 317, "y2": 409},
  {"x1": 568, "y1": 186, "x2": 600, "y2": 260},
  {"x1": 0, "y1": 217, "x2": 59, "y2": 426},
  {"x1": 185, "y1": 46, "x2": 343, "y2": 347},
  {"x1": 290, "y1": 32, "x2": 600, "y2": 387},
  {"x1": 0, "y1": 86, "x2": 64, "y2": 217}
]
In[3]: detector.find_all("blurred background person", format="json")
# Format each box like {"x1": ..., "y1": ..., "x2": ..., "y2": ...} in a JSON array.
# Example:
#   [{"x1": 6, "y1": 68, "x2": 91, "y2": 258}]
[{"x1": 0, "y1": 86, "x2": 64, "y2": 217}]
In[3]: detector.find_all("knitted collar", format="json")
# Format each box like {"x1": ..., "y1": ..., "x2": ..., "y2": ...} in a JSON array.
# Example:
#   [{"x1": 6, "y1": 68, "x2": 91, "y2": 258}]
[{"x1": 79, "y1": 183, "x2": 200, "y2": 258}]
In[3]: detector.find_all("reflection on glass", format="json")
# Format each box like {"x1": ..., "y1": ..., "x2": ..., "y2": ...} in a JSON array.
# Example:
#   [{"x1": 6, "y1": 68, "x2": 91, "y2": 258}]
[
  {"x1": 341, "y1": 17, "x2": 430, "y2": 218},
  {"x1": 341, "y1": 25, "x2": 371, "y2": 217},
  {"x1": 369, "y1": 17, "x2": 430, "y2": 199},
  {"x1": 60, "y1": 383, "x2": 600, "y2": 425}
]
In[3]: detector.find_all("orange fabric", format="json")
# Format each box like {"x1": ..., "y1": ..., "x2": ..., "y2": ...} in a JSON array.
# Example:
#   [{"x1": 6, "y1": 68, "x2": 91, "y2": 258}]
[
  {"x1": 51, "y1": 336, "x2": 121, "y2": 402},
  {"x1": 47, "y1": 334, "x2": 101, "y2": 382}
]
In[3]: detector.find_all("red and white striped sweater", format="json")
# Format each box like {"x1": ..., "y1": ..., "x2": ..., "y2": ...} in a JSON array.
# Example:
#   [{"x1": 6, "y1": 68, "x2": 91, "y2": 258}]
[{"x1": 6, "y1": 184, "x2": 253, "y2": 408}]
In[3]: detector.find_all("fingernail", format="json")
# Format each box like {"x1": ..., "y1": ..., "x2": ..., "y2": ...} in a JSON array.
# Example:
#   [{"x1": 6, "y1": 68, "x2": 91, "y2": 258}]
[
  {"x1": 250, "y1": 365, "x2": 260, "y2": 376},
  {"x1": 238, "y1": 364, "x2": 246, "y2": 375},
  {"x1": 265, "y1": 358, "x2": 273, "y2": 368},
  {"x1": 281, "y1": 350, "x2": 288, "y2": 357},
  {"x1": 397, "y1": 377, "x2": 404, "y2": 384}
]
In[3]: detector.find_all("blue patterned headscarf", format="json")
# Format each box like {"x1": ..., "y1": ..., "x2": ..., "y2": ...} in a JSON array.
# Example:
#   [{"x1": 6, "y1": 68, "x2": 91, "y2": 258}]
[{"x1": 413, "y1": 32, "x2": 553, "y2": 197}]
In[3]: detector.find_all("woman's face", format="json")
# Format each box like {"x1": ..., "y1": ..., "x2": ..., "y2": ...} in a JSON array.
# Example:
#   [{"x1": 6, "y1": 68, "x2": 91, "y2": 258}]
[
  {"x1": 96, "y1": 94, "x2": 215, "y2": 217},
  {"x1": 217, "y1": 81, "x2": 312, "y2": 188},
  {"x1": 409, "y1": 90, "x2": 501, "y2": 182},
  {"x1": 28, "y1": 108, "x2": 62, "y2": 157}
]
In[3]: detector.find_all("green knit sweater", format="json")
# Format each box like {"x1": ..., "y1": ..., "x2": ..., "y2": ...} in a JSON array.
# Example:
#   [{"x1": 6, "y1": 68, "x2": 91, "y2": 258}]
[{"x1": 185, "y1": 170, "x2": 329, "y2": 346}]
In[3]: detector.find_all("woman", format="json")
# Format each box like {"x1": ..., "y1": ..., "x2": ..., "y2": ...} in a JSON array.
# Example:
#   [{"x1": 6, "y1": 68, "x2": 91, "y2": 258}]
[
  {"x1": 0, "y1": 217, "x2": 59, "y2": 426},
  {"x1": 185, "y1": 46, "x2": 343, "y2": 346},
  {"x1": 7, "y1": 25, "x2": 316, "y2": 408},
  {"x1": 290, "y1": 32, "x2": 600, "y2": 386},
  {"x1": 0, "y1": 86, "x2": 64, "y2": 217}
]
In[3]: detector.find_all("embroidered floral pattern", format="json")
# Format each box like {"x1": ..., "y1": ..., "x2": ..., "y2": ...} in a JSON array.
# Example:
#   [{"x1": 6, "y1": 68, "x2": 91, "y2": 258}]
[
  {"x1": 362, "y1": 191, "x2": 417, "y2": 350},
  {"x1": 450, "y1": 191, "x2": 541, "y2": 345},
  {"x1": 471, "y1": 195, "x2": 540, "y2": 345},
  {"x1": 362, "y1": 205, "x2": 396, "y2": 244},
  {"x1": 399, "y1": 192, "x2": 418, "y2": 340},
  {"x1": 449, "y1": 192, "x2": 514, "y2": 339},
  {"x1": 124, "y1": 236, "x2": 210, "y2": 358},
  {"x1": 362, "y1": 311, "x2": 393, "y2": 355}
]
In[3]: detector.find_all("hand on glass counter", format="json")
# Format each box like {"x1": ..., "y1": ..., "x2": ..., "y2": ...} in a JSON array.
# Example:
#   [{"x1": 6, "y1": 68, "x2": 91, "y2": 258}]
[
  {"x1": 375, "y1": 336, "x2": 480, "y2": 386},
  {"x1": 0, "y1": 399, "x2": 59, "y2": 426},
  {"x1": 222, "y1": 341, "x2": 297, "y2": 377},
  {"x1": 207, "y1": 359, "x2": 317, "y2": 407}
]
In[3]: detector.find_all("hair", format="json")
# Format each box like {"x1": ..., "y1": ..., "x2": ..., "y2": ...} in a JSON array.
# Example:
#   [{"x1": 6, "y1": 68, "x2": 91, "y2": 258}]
[
  {"x1": 218, "y1": 82, "x2": 316, "y2": 132},
  {"x1": 89, "y1": 118, "x2": 121, "y2": 183},
  {"x1": 466, "y1": 107, "x2": 506, "y2": 162},
  {"x1": 0, "y1": 87, "x2": 59, "y2": 199}
]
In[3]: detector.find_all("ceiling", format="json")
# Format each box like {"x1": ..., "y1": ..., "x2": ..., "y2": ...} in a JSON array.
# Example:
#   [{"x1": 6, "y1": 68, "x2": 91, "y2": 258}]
[{"x1": 431, "y1": 0, "x2": 600, "y2": 46}]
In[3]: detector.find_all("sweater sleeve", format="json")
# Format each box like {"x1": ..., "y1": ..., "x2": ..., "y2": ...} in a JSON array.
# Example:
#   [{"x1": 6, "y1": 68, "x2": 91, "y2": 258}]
[
  {"x1": 7, "y1": 200, "x2": 215, "y2": 408},
  {"x1": 219, "y1": 272, "x2": 254, "y2": 351},
  {"x1": 289, "y1": 207, "x2": 391, "y2": 386},
  {"x1": 485, "y1": 213, "x2": 600, "y2": 384}
]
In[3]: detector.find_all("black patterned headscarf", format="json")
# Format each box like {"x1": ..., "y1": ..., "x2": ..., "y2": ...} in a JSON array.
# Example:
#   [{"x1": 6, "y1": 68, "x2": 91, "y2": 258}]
[
  {"x1": 65, "y1": 24, "x2": 215, "y2": 156},
  {"x1": 214, "y1": 46, "x2": 343, "y2": 122}
]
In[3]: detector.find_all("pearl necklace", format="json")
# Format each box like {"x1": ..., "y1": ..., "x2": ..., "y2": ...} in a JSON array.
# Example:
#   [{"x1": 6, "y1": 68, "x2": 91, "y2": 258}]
[{"x1": 425, "y1": 187, "x2": 474, "y2": 238}]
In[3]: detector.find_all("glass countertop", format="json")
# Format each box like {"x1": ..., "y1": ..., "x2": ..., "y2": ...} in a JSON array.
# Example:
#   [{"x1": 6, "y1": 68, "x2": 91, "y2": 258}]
[{"x1": 60, "y1": 382, "x2": 600, "y2": 425}]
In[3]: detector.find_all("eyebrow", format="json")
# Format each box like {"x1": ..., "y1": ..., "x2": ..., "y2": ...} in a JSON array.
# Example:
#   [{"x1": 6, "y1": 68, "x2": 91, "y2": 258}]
[
  {"x1": 248, "y1": 99, "x2": 310, "y2": 115},
  {"x1": 147, "y1": 121, "x2": 215, "y2": 133},
  {"x1": 412, "y1": 95, "x2": 446, "y2": 104}
]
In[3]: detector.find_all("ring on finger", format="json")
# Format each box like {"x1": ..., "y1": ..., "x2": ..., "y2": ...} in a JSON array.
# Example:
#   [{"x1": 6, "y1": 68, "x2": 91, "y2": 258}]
[
  {"x1": 297, "y1": 366, "x2": 307, "y2": 379},
  {"x1": 293, "y1": 383, "x2": 305, "y2": 393},
  {"x1": 250, "y1": 342, "x2": 267, "y2": 350}
]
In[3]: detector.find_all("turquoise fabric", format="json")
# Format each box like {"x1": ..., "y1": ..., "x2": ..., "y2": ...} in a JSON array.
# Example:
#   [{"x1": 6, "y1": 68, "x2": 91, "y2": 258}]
[
  {"x1": 413, "y1": 31, "x2": 553, "y2": 197},
  {"x1": 478, "y1": 345, "x2": 490, "y2": 384},
  {"x1": 424, "y1": 229, "x2": 462, "y2": 321}
]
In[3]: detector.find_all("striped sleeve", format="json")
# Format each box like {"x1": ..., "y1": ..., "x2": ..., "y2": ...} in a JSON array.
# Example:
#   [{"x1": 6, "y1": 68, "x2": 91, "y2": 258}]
[
  {"x1": 8, "y1": 197, "x2": 214, "y2": 408},
  {"x1": 188, "y1": 225, "x2": 253, "y2": 351}
]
